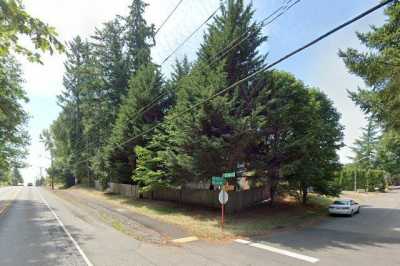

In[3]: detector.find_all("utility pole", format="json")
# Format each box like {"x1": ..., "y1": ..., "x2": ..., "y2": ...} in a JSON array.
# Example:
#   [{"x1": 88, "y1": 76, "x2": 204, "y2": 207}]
[
  {"x1": 51, "y1": 157, "x2": 54, "y2": 190},
  {"x1": 40, "y1": 154, "x2": 54, "y2": 189},
  {"x1": 39, "y1": 166, "x2": 43, "y2": 186},
  {"x1": 354, "y1": 170, "x2": 357, "y2": 192}
]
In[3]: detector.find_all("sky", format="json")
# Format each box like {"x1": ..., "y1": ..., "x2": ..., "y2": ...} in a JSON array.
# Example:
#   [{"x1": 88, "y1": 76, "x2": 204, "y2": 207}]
[{"x1": 19, "y1": 0, "x2": 386, "y2": 184}]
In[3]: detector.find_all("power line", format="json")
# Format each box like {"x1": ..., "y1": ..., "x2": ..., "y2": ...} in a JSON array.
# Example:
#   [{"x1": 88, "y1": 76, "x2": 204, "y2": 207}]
[
  {"x1": 209, "y1": 0, "x2": 300, "y2": 66},
  {"x1": 118, "y1": 0, "x2": 301, "y2": 138},
  {"x1": 68, "y1": 4, "x2": 223, "y2": 159},
  {"x1": 114, "y1": 0, "x2": 396, "y2": 150},
  {"x1": 73, "y1": 0, "x2": 293, "y2": 157},
  {"x1": 209, "y1": 0, "x2": 297, "y2": 64},
  {"x1": 161, "y1": 5, "x2": 220, "y2": 64},
  {"x1": 73, "y1": 0, "x2": 304, "y2": 159},
  {"x1": 155, "y1": 0, "x2": 185, "y2": 36},
  {"x1": 74, "y1": 0, "x2": 395, "y2": 166}
]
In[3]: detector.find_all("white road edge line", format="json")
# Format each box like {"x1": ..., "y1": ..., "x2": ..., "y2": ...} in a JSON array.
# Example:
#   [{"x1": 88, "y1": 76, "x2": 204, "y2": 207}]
[
  {"x1": 235, "y1": 239, "x2": 319, "y2": 264},
  {"x1": 36, "y1": 188, "x2": 93, "y2": 266},
  {"x1": 171, "y1": 236, "x2": 199, "y2": 243}
]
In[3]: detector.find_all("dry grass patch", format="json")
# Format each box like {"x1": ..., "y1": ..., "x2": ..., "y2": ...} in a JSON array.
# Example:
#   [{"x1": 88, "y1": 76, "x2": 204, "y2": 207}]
[{"x1": 67, "y1": 186, "x2": 331, "y2": 240}]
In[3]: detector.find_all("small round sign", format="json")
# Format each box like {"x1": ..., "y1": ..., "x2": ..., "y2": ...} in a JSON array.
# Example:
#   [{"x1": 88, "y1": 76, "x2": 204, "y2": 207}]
[{"x1": 218, "y1": 190, "x2": 228, "y2": 205}]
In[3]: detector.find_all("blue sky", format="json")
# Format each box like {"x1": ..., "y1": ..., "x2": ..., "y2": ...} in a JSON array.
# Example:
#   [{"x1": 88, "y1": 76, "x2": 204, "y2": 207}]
[{"x1": 20, "y1": 0, "x2": 386, "y2": 183}]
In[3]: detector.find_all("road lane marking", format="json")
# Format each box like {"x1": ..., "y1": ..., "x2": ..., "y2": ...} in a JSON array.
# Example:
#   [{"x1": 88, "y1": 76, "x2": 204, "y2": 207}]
[
  {"x1": 171, "y1": 236, "x2": 199, "y2": 243},
  {"x1": 37, "y1": 188, "x2": 93, "y2": 266},
  {"x1": 235, "y1": 239, "x2": 251, "y2": 244},
  {"x1": 0, "y1": 188, "x2": 20, "y2": 217},
  {"x1": 394, "y1": 228, "x2": 400, "y2": 232},
  {"x1": 235, "y1": 239, "x2": 319, "y2": 264}
]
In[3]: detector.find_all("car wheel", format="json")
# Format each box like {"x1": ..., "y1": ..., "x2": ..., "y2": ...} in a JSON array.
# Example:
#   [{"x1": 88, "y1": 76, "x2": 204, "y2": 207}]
[
  {"x1": 350, "y1": 210, "x2": 354, "y2": 217},
  {"x1": 357, "y1": 207, "x2": 360, "y2": 214}
]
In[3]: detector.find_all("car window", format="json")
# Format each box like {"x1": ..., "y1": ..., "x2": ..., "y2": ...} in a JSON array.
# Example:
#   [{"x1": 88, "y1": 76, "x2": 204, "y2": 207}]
[{"x1": 333, "y1": 200, "x2": 349, "y2": 205}]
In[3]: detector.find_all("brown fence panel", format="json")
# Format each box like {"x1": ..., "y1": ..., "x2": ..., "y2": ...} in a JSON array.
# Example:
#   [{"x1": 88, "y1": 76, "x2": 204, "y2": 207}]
[
  {"x1": 109, "y1": 182, "x2": 121, "y2": 194},
  {"x1": 94, "y1": 180, "x2": 102, "y2": 191},
  {"x1": 153, "y1": 189, "x2": 181, "y2": 202},
  {"x1": 95, "y1": 181, "x2": 269, "y2": 212},
  {"x1": 181, "y1": 189, "x2": 220, "y2": 208}
]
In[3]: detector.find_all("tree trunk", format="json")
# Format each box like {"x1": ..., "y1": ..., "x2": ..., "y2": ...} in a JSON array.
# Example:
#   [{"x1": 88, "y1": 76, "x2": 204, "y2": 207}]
[
  {"x1": 269, "y1": 185, "x2": 275, "y2": 206},
  {"x1": 301, "y1": 183, "x2": 308, "y2": 204},
  {"x1": 302, "y1": 190, "x2": 308, "y2": 204},
  {"x1": 268, "y1": 167, "x2": 280, "y2": 207},
  {"x1": 269, "y1": 180, "x2": 278, "y2": 207}
]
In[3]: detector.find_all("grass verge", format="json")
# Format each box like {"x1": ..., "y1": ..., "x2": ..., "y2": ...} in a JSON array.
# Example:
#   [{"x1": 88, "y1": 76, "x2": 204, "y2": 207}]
[{"x1": 67, "y1": 186, "x2": 331, "y2": 240}]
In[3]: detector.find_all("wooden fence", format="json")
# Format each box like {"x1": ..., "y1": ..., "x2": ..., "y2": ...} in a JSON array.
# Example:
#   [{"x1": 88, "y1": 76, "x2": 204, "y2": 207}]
[
  {"x1": 142, "y1": 187, "x2": 269, "y2": 213},
  {"x1": 93, "y1": 180, "x2": 269, "y2": 213},
  {"x1": 94, "y1": 181, "x2": 139, "y2": 199}
]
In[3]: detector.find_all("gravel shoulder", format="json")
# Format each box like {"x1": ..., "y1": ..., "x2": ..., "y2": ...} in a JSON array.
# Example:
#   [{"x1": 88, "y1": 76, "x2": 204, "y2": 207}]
[{"x1": 50, "y1": 186, "x2": 189, "y2": 243}]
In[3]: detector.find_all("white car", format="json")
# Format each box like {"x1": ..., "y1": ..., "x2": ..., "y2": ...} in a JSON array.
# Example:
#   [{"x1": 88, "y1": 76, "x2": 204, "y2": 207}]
[{"x1": 328, "y1": 199, "x2": 360, "y2": 216}]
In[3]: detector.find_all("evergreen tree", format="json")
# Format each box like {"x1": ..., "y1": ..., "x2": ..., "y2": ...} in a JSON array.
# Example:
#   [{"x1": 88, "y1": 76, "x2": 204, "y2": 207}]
[
  {"x1": 47, "y1": 112, "x2": 75, "y2": 186},
  {"x1": 123, "y1": 0, "x2": 155, "y2": 75},
  {"x1": 133, "y1": 59, "x2": 196, "y2": 190},
  {"x1": 133, "y1": 0, "x2": 268, "y2": 189},
  {"x1": 47, "y1": 0, "x2": 158, "y2": 185},
  {"x1": 351, "y1": 117, "x2": 380, "y2": 169},
  {"x1": 175, "y1": 0, "x2": 266, "y2": 172},
  {"x1": 91, "y1": 18, "x2": 129, "y2": 119},
  {"x1": 57, "y1": 36, "x2": 93, "y2": 180},
  {"x1": 340, "y1": 2, "x2": 400, "y2": 130},
  {"x1": 83, "y1": 19, "x2": 129, "y2": 181},
  {"x1": 377, "y1": 130, "x2": 400, "y2": 179},
  {"x1": 11, "y1": 166, "x2": 23, "y2": 185},
  {"x1": 106, "y1": 64, "x2": 165, "y2": 183}
]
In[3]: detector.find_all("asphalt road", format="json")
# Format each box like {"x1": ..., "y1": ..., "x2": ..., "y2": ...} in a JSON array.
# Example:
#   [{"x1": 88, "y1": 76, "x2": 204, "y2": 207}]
[
  {"x1": 1, "y1": 186, "x2": 400, "y2": 266},
  {"x1": 0, "y1": 186, "x2": 86, "y2": 266},
  {"x1": 230, "y1": 188, "x2": 400, "y2": 266}
]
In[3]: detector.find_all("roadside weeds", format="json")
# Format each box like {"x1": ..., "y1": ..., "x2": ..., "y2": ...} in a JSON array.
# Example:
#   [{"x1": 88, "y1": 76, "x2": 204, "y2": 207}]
[
  {"x1": 53, "y1": 186, "x2": 333, "y2": 241},
  {"x1": 51, "y1": 186, "x2": 386, "y2": 242}
]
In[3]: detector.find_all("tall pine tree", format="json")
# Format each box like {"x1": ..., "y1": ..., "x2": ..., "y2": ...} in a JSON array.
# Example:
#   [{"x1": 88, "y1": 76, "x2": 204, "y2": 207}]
[
  {"x1": 134, "y1": 0, "x2": 268, "y2": 189},
  {"x1": 57, "y1": 36, "x2": 93, "y2": 181}
]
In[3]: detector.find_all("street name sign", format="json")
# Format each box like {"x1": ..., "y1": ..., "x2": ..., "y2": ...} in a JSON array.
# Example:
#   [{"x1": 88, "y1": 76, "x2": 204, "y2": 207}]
[
  {"x1": 212, "y1": 176, "x2": 225, "y2": 186},
  {"x1": 222, "y1": 172, "x2": 235, "y2": 178}
]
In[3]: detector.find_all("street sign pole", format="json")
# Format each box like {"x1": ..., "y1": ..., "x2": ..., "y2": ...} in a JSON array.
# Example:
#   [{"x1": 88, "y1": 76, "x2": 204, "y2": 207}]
[
  {"x1": 214, "y1": 174, "x2": 231, "y2": 230},
  {"x1": 221, "y1": 197, "x2": 224, "y2": 230},
  {"x1": 221, "y1": 186, "x2": 225, "y2": 230},
  {"x1": 218, "y1": 187, "x2": 228, "y2": 230}
]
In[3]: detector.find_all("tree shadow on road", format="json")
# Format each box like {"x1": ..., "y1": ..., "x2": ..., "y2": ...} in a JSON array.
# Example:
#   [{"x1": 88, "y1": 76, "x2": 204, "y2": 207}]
[{"x1": 0, "y1": 196, "x2": 92, "y2": 266}]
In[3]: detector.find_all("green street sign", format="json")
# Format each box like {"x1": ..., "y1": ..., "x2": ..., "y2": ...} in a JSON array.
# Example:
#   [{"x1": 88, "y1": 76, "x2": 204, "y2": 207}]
[
  {"x1": 212, "y1": 176, "x2": 225, "y2": 186},
  {"x1": 222, "y1": 172, "x2": 235, "y2": 178}
]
